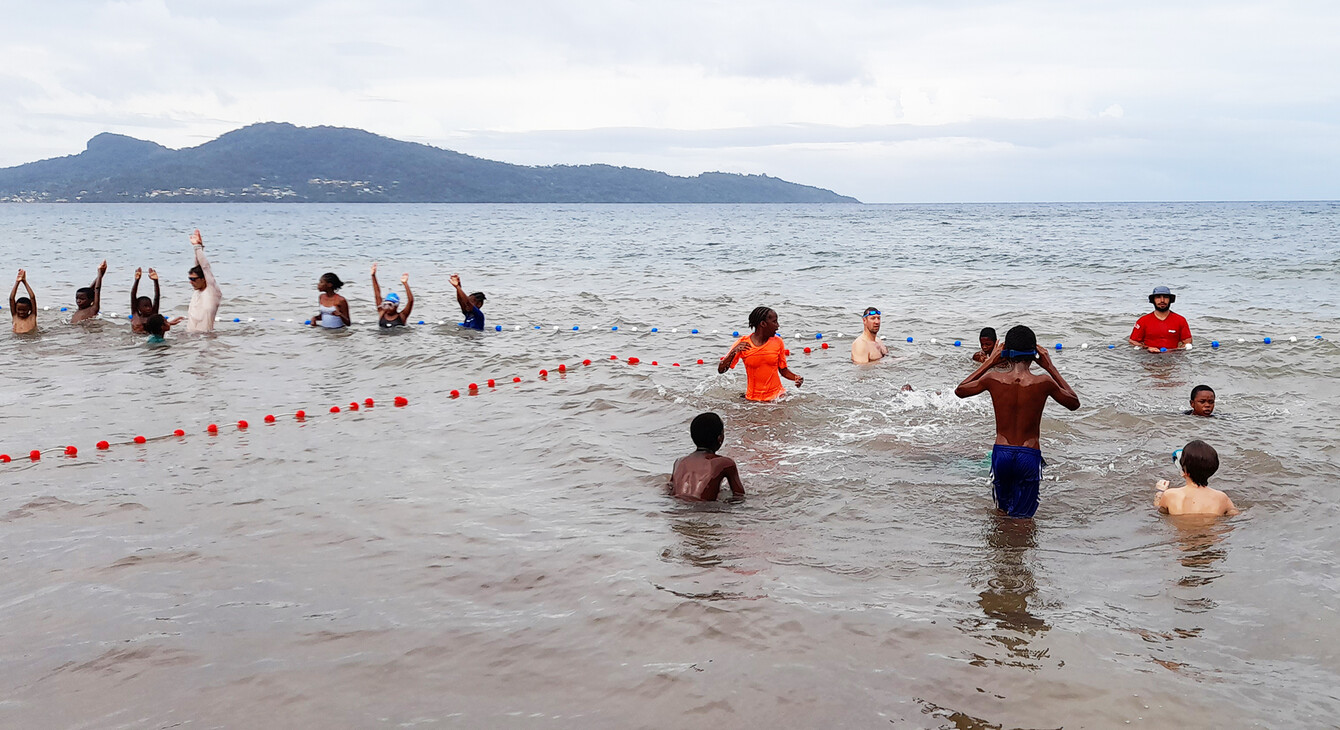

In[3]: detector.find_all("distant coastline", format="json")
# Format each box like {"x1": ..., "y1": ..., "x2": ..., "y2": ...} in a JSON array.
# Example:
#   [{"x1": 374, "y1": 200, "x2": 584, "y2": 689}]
[{"x1": 0, "y1": 122, "x2": 859, "y2": 204}]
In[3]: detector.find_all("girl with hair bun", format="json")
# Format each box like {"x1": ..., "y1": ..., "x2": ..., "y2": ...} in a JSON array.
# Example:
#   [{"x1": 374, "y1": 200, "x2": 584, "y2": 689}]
[{"x1": 312, "y1": 272, "x2": 351, "y2": 329}]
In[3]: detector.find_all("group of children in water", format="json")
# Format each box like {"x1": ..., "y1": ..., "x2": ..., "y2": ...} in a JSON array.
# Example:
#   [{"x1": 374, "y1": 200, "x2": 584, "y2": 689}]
[
  {"x1": 307, "y1": 266, "x2": 484, "y2": 331},
  {"x1": 672, "y1": 304, "x2": 1238, "y2": 521}
]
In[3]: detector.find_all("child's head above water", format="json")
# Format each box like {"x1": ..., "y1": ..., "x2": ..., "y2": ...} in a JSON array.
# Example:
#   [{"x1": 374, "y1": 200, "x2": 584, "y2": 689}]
[
  {"x1": 75, "y1": 286, "x2": 95, "y2": 309},
  {"x1": 1189, "y1": 384, "x2": 1215, "y2": 417},
  {"x1": 1179, "y1": 439, "x2": 1219, "y2": 486},
  {"x1": 144, "y1": 313, "x2": 167, "y2": 338},
  {"x1": 13, "y1": 296, "x2": 32, "y2": 318},
  {"x1": 380, "y1": 291, "x2": 401, "y2": 314},
  {"x1": 690, "y1": 412, "x2": 725, "y2": 452},
  {"x1": 1003, "y1": 324, "x2": 1037, "y2": 362}
]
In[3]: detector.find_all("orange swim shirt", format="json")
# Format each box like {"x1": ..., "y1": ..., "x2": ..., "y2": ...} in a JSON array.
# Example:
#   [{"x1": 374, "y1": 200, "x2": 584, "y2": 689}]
[{"x1": 729, "y1": 334, "x2": 788, "y2": 401}]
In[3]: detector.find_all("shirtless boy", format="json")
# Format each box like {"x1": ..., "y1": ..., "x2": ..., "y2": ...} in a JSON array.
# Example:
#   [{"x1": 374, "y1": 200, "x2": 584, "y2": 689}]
[
  {"x1": 669, "y1": 412, "x2": 744, "y2": 502},
  {"x1": 10, "y1": 269, "x2": 37, "y2": 334},
  {"x1": 70, "y1": 260, "x2": 107, "y2": 324},
  {"x1": 1155, "y1": 440, "x2": 1238, "y2": 516},
  {"x1": 851, "y1": 307, "x2": 889, "y2": 364},
  {"x1": 954, "y1": 325, "x2": 1081, "y2": 518},
  {"x1": 972, "y1": 327, "x2": 997, "y2": 363},
  {"x1": 129, "y1": 267, "x2": 161, "y2": 333}
]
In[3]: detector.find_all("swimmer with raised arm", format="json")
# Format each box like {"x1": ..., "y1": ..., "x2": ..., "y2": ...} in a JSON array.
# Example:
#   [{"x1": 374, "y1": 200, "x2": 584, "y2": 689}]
[
  {"x1": 10, "y1": 269, "x2": 37, "y2": 334},
  {"x1": 1186, "y1": 385, "x2": 1215, "y2": 417},
  {"x1": 185, "y1": 229, "x2": 222, "y2": 333},
  {"x1": 312, "y1": 273, "x2": 351, "y2": 329},
  {"x1": 70, "y1": 260, "x2": 107, "y2": 324},
  {"x1": 954, "y1": 325, "x2": 1081, "y2": 518},
  {"x1": 851, "y1": 306, "x2": 889, "y2": 363},
  {"x1": 129, "y1": 267, "x2": 162, "y2": 333},
  {"x1": 1155, "y1": 440, "x2": 1238, "y2": 516},
  {"x1": 450, "y1": 273, "x2": 486, "y2": 330},
  {"x1": 719, "y1": 306, "x2": 803, "y2": 401},
  {"x1": 669, "y1": 412, "x2": 744, "y2": 502},
  {"x1": 371, "y1": 263, "x2": 414, "y2": 328}
]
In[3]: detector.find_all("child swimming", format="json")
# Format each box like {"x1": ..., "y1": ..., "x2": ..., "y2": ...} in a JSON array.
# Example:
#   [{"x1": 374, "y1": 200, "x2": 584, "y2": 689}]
[
  {"x1": 10, "y1": 269, "x2": 37, "y2": 334},
  {"x1": 129, "y1": 267, "x2": 162, "y2": 333},
  {"x1": 1155, "y1": 440, "x2": 1238, "y2": 516},
  {"x1": 144, "y1": 313, "x2": 169, "y2": 344},
  {"x1": 668, "y1": 412, "x2": 744, "y2": 501},
  {"x1": 370, "y1": 263, "x2": 414, "y2": 328}
]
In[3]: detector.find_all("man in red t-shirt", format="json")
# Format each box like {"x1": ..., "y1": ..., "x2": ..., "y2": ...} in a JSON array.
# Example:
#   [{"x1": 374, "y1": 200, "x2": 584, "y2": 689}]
[{"x1": 1129, "y1": 286, "x2": 1192, "y2": 352}]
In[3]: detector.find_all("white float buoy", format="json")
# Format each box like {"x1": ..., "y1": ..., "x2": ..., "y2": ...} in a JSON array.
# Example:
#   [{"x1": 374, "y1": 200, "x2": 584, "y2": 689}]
[
  {"x1": 930, "y1": 338, "x2": 938, "y2": 344},
  {"x1": 513, "y1": 325, "x2": 520, "y2": 330},
  {"x1": 1081, "y1": 343, "x2": 1089, "y2": 349},
  {"x1": 1237, "y1": 339, "x2": 1245, "y2": 343},
  {"x1": 1289, "y1": 336, "x2": 1297, "y2": 342},
  {"x1": 286, "y1": 318, "x2": 293, "y2": 323},
  {"x1": 1184, "y1": 343, "x2": 1193, "y2": 350},
  {"x1": 631, "y1": 326, "x2": 639, "y2": 332}
]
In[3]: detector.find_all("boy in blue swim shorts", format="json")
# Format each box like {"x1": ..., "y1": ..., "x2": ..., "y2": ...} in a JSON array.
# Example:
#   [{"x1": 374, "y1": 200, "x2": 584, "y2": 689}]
[{"x1": 954, "y1": 325, "x2": 1081, "y2": 518}]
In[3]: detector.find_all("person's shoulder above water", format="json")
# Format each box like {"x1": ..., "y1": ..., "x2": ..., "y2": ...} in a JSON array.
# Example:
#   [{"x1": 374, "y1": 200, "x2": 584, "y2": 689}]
[
  {"x1": 1154, "y1": 440, "x2": 1238, "y2": 516},
  {"x1": 669, "y1": 412, "x2": 744, "y2": 502}
]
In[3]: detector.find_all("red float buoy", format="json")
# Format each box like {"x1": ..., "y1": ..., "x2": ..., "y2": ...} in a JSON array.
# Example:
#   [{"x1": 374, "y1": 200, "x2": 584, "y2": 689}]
[
  {"x1": 295, "y1": 410, "x2": 307, "y2": 420},
  {"x1": 133, "y1": 436, "x2": 146, "y2": 444},
  {"x1": 349, "y1": 402, "x2": 360, "y2": 411},
  {"x1": 330, "y1": 406, "x2": 341, "y2": 413},
  {"x1": 651, "y1": 361, "x2": 658, "y2": 366},
  {"x1": 96, "y1": 440, "x2": 110, "y2": 450},
  {"x1": 696, "y1": 359, "x2": 704, "y2": 365},
  {"x1": 264, "y1": 414, "x2": 276, "y2": 423},
  {"x1": 30, "y1": 449, "x2": 41, "y2": 460},
  {"x1": 207, "y1": 424, "x2": 218, "y2": 433},
  {"x1": 469, "y1": 383, "x2": 479, "y2": 389},
  {"x1": 628, "y1": 357, "x2": 640, "y2": 365},
  {"x1": 0, "y1": 454, "x2": 10, "y2": 463},
  {"x1": 821, "y1": 342, "x2": 829, "y2": 350},
  {"x1": 672, "y1": 362, "x2": 680, "y2": 367},
  {"x1": 487, "y1": 379, "x2": 496, "y2": 388},
  {"x1": 173, "y1": 429, "x2": 185, "y2": 437},
  {"x1": 557, "y1": 364, "x2": 565, "y2": 372},
  {"x1": 364, "y1": 398, "x2": 374, "y2": 406},
  {"x1": 450, "y1": 389, "x2": 460, "y2": 398},
  {"x1": 237, "y1": 420, "x2": 249, "y2": 429},
  {"x1": 512, "y1": 377, "x2": 521, "y2": 383},
  {"x1": 804, "y1": 347, "x2": 811, "y2": 353},
  {"x1": 65, "y1": 445, "x2": 78, "y2": 457},
  {"x1": 582, "y1": 359, "x2": 591, "y2": 366},
  {"x1": 609, "y1": 355, "x2": 617, "y2": 360},
  {"x1": 394, "y1": 396, "x2": 409, "y2": 407},
  {"x1": 539, "y1": 369, "x2": 548, "y2": 377}
]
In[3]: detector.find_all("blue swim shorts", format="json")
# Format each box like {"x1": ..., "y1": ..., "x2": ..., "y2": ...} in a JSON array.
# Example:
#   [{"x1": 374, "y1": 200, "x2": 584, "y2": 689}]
[{"x1": 990, "y1": 445, "x2": 1045, "y2": 518}]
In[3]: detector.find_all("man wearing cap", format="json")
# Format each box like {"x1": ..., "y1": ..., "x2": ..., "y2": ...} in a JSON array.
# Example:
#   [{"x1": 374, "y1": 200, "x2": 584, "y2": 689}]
[
  {"x1": 450, "y1": 273, "x2": 486, "y2": 330},
  {"x1": 1129, "y1": 286, "x2": 1192, "y2": 353},
  {"x1": 851, "y1": 307, "x2": 888, "y2": 364}
]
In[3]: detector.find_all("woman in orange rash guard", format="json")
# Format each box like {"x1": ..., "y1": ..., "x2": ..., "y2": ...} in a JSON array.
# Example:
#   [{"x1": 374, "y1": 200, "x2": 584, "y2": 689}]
[{"x1": 718, "y1": 306, "x2": 804, "y2": 401}]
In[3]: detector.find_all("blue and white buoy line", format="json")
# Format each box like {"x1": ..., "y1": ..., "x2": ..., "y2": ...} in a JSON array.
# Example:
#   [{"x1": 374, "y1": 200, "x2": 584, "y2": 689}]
[{"x1": 73, "y1": 310, "x2": 1328, "y2": 350}]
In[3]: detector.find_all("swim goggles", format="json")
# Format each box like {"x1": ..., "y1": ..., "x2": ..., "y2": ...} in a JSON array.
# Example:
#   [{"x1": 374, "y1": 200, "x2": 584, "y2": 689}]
[
  {"x1": 862, "y1": 309, "x2": 880, "y2": 317},
  {"x1": 1003, "y1": 349, "x2": 1036, "y2": 359},
  {"x1": 1171, "y1": 448, "x2": 1183, "y2": 465}
]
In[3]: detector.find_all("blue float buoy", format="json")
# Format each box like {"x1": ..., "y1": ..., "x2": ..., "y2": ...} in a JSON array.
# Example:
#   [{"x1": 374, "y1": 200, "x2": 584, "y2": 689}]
[
  {"x1": 906, "y1": 337, "x2": 913, "y2": 343},
  {"x1": 651, "y1": 327, "x2": 658, "y2": 332},
  {"x1": 1264, "y1": 337, "x2": 1272, "y2": 344},
  {"x1": 1107, "y1": 344, "x2": 1115, "y2": 349},
  {"x1": 60, "y1": 307, "x2": 68, "y2": 311},
  {"x1": 1211, "y1": 341, "x2": 1220, "y2": 348},
  {"x1": 1160, "y1": 347, "x2": 1167, "y2": 352},
  {"x1": 1055, "y1": 343, "x2": 1062, "y2": 350},
  {"x1": 417, "y1": 320, "x2": 424, "y2": 325},
  {"x1": 691, "y1": 329, "x2": 699, "y2": 334},
  {"x1": 495, "y1": 325, "x2": 501, "y2": 331},
  {"x1": 533, "y1": 325, "x2": 541, "y2": 330},
  {"x1": 732, "y1": 331, "x2": 739, "y2": 337},
  {"x1": 815, "y1": 333, "x2": 823, "y2": 339},
  {"x1": 953, "y1": 340, "x2": 961, "y2": 347},
  {"x1": 233, "y1": 317, "x2": 240, "y2": 322},
  {"x1": 304, "y1": 319, "x2": 312, "y2": 325},
  {"x1": 572, "y1": 326, "x2": 579, "y2": 331},
  {"x1": 1316, "y1": 335, "x2": 1323, "y2": 340}
]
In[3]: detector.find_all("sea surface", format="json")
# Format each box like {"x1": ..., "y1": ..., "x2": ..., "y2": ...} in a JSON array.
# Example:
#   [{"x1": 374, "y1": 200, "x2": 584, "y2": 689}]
[{"x1": 1, "y1": 202, "x2": 1337, "y2": 728}]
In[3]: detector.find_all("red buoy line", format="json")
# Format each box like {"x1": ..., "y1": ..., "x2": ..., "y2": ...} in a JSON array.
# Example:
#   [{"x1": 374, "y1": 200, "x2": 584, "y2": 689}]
[{"x1": 0, "y1": 343, "x2": 844, "y2": 466}]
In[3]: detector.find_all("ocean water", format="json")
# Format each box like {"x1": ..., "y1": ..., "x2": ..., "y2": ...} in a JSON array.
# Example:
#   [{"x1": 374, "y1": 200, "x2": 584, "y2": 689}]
[{"x1": 1, "y1": 202, "x2": 1337, "y2": 728}]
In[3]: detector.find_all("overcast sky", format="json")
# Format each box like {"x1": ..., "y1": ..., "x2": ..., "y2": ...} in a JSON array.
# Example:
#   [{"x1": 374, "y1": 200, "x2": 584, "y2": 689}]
[{"x1": 2, "y1": 0, "x2": 1337, "y2": 202}]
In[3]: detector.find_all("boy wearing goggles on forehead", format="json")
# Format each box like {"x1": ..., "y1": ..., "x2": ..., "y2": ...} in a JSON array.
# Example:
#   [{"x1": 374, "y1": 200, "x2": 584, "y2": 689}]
[{"x1": 850, "y1": 306, "x2": 888, "y2": 364}]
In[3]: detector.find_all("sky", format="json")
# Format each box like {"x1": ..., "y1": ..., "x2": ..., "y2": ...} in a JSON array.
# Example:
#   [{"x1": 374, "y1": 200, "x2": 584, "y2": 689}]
[{"x1": 1, "y1": 0, "x2": 1337, "y2": 203}]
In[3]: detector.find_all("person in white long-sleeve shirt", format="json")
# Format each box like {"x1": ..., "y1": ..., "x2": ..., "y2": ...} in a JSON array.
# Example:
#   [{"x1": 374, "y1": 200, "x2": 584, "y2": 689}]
[{"x1": 184, "y1": 229, "x2": 222, "y2": 333}]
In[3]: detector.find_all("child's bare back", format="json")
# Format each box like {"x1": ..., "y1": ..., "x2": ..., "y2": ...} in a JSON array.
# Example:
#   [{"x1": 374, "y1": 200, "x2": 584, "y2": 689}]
[
  {"x1": 1154, "y1": 440, "x2": 1239, "y2": 517},
  {"x1": 668, "y1": 412, "x2": 744, "y2": 502}
]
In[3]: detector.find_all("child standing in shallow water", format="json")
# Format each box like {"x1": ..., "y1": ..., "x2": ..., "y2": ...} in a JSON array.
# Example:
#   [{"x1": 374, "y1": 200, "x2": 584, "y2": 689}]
[
  {"x1": 669, "y1": 412, "x2": 744, "y2": 502},
  {"x1": 1155, "y1": 440, "x2": 1239, "y2": 516},
  {"x1": 10, "y1": 269, "x2": 37, "y2": 334}
]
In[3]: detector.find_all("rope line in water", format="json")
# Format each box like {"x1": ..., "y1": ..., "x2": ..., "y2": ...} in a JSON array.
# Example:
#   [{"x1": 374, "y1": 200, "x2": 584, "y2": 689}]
[{"x1": 17, "y1": 306, "x2": 1328, "y2": 352}]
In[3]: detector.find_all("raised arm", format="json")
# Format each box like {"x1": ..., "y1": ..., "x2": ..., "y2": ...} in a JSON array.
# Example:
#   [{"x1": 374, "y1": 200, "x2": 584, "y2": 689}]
[
  {"x1": 90, "y1": 260, "x2": 106, "y2": 313},
  {"x1": 1033, "y1": 346, "x2": 1080, "y2": 410},
  {"x1": 450, "y1": 274, "x2": 471, "y2": 316},
  {"x1": 131, "y1": 267, "x2": 141, "y2": 309},
  {"x1": 20, "y1": 270, "x2": 34, "y2": 309},
  {"x1": 400, "y1": 273, "x2": 414, "y2": 320},
  {"x1": 10, "y1": 270, "x2": 20, "y2": 309},
  {"x1": 191, "y1": 229, "x2": 220, "y2": 294},
  {"x1": 955, "y1": 341, "x2": 1004, "y2": 398},
  {"x1": 370, "y1": 263, "x2": 382, "y2": 306},
  {"x1": 148, "y1": 269, "x2": 161, "y2": 313}
]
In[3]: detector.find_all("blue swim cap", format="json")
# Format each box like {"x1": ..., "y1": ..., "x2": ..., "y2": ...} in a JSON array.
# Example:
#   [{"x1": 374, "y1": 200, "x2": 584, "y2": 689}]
[{"x1": 383, "y1": 292, "x2": 400, "y2": 305}]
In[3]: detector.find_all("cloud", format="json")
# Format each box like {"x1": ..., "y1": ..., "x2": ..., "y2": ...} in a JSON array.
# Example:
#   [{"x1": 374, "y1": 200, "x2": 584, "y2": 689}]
[{"x1": 0, "y1": 0, "x2": 1338, "y2": 201}]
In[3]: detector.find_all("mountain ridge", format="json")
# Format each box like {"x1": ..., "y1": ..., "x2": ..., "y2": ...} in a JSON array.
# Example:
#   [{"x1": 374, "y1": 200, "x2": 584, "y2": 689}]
[{"x1": 0, "y1": 122, "x2": 859, "y2": 204}]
